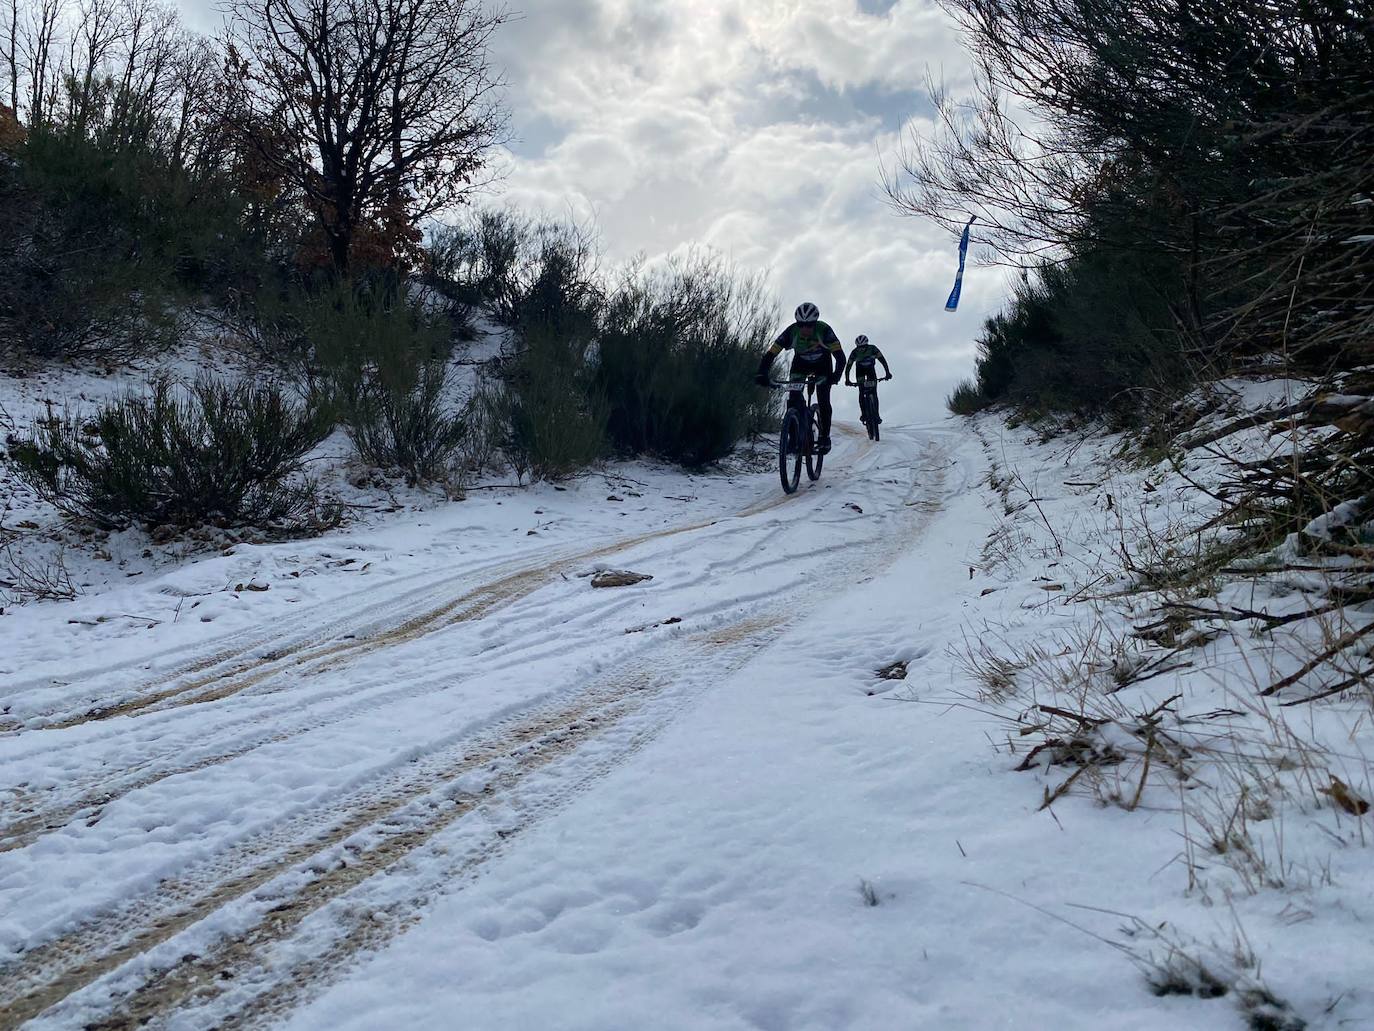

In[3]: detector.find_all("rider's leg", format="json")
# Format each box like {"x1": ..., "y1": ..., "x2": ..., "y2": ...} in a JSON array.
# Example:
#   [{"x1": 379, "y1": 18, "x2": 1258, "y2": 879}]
[
  {"x1": 816, "y1": 380, "x2": 833, "y2": 443},
  {"x1": 861, "y1": 374, "x2": 880, "y2": 422}
]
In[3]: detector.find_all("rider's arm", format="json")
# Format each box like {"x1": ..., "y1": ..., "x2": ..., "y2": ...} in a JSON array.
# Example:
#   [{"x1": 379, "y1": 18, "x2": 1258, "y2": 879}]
[
  {"x1": 756, "y1": 340, "x2": 785, "y2": 379},
  {"x1": 843, "y1": 351, "x2": 857, "y2": 380},
  {"x1": 822, "y1": 325, "x2": 845, "y2": 383},
  {"x1": 877, "y1": 350, "x2": 892, "y2": 377}
]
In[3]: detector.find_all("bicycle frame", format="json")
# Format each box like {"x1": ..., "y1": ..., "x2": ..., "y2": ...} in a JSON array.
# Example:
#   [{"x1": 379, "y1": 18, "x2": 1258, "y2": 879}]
[
  {"x1": 771, "y1": 375, "x2": 825, "y2": 493},
  {"x1": 769, "y1": 376, "x2": 823, "y2": 442},
  {"x1": 846, "y1": 377, "x2": 883, "y2": 440}
]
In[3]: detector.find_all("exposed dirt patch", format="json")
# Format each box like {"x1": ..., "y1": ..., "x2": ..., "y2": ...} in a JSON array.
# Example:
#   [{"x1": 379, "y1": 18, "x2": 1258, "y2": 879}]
[{"x1": 591, "y1": 570, "x2": 653, "y2": 588}]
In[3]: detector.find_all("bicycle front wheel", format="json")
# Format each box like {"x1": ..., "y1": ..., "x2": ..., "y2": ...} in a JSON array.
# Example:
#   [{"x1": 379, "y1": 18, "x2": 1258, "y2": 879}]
[
  {"x1": 806, "y1": 404, "x2": 824, "y2": 481},
  {"x1": 778, "y1": 410, "x2": 803, "y2": 494}
]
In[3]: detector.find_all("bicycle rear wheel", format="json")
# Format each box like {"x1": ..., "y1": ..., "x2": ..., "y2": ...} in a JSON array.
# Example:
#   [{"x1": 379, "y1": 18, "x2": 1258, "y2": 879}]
[
  {"x1": 778, "y1": 410, "x2": 803, "y2": 494},
  {"x1": 806, "y1": 404, "x2": 824, "y2": 481},
  {"x1": 861, "y1": 385, "x2": 879, "y2": 440}
]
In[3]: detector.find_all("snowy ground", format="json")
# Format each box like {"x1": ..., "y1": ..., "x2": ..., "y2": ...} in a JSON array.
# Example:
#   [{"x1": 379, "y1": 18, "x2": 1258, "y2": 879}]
[{"x1": 1, "y1": 388, "x2": 1370, "y2": 1028}]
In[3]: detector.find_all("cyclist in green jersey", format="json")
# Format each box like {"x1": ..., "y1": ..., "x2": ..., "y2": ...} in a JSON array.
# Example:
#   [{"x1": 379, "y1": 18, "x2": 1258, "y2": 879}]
[
  {"x1": 844, "y1": 335, "x2": 892, "y2": 394},
  {"x1": 754, "y1": 302, "x2": 846, "y2": 453}
]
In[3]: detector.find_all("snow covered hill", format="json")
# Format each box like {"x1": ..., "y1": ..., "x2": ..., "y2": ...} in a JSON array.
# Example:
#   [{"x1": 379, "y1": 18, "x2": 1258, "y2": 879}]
[{"x1": 1, "y1": 405, "x2": 1368, "y2": 1030}]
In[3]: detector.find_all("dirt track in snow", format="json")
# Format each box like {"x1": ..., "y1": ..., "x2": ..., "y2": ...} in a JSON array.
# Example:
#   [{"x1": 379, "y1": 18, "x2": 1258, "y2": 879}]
[{"x1": 0, "y1": 424, "x2": 956, "y2": 1030}]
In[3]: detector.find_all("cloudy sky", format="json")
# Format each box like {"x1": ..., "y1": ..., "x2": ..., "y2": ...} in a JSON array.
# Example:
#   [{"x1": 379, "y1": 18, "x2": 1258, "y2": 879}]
[{"x1": 180, "y1": 0, "x2": 1007, "y2": 421}]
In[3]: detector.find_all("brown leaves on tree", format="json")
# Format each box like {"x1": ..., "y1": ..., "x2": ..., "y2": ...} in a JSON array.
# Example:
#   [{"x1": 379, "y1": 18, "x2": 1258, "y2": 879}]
[{"x1": 221, "y1": 0, "x2": 510, "y2": 276}]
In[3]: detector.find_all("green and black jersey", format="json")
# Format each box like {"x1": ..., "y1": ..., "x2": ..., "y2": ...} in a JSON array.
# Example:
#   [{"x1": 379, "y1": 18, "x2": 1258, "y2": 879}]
[
  {"x1": 845, "y1": 342, "x2": 890, "y2": 381},
  {"x1": 757, "y1": 320, "x2": 845, "y2": 382}
]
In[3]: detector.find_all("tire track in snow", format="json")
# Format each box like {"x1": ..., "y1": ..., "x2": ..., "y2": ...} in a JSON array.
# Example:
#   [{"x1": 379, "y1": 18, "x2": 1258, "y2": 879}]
[
  {"x1": 1, "y1": 552, "x2": 522, "y2": 724},
  {"x1": 205, "y1": 620, "x2": 791, "y2": 1031},
  {"x1": 9, "y1": 445, "x2": 827, "y2": 736},
  {"x1": 0, "y1": 428, "x2": 944, "y2": 1029},
  {"x1": 0, "y1": 543, "x2": 802, "y2": 856},
  {"x1": 211, "y1": 435, "x2": 951, "y2": 1031},
  {"x1": 21, "y1": 545, "x2": 648, "y2": 731},
  {"x1": 0, "y1": 465, "x2": 844, "y2": 855},
  {"x1": 0, "y1": 610, "x2": 785, "y2": 1030},
  {"x1": 0, "y1": 431, "x2": 878, "y2": 853}
]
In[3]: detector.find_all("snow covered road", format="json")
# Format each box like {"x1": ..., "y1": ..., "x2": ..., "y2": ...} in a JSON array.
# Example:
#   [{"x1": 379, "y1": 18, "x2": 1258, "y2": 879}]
[
  {"x1": 2, "y1": 422, "x2": 966, "y2": 1029},
  {"x1": 10, "y1": 416, "x2": 1339, "y2": 1031}
]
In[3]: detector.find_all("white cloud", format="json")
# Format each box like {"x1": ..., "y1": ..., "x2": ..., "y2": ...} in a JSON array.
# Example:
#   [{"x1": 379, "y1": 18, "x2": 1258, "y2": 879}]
[
  {"x1": 483, "y1": 0, "x2": 1005, "y2": 421},
  {"x1": 745, "y1": 0, "x2": 958, "y2": 92}
]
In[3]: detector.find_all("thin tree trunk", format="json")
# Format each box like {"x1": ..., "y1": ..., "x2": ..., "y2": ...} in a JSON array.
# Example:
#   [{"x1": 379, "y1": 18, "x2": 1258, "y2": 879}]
[{"x1": 5, "y1": 0, "x2": 18, "y2": 113}]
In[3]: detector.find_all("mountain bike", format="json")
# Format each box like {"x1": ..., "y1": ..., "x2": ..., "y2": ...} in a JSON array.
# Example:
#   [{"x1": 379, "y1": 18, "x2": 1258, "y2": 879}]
[
  {"x1": 847, "y1": 374, "x2": 891, "y2": 441},
  {"x1": 769, "y1": 375, "x2": 826, "y2": 494}
]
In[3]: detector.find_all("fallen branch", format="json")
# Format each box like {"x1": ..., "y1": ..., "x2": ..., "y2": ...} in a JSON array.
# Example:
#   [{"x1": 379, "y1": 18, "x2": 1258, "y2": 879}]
[
  {"x1": 1160, "y1": 599, "x2": 1344, "y2": 630},
  {"x1": 1036, "y1": 703, "x2": 1110, "y2": 727},
  {"x1": 1278, "y1": 666, "x2": 1374, "y2": 706},
  {"x1": 1179, "y1": 401, "x2": 1310, "y2": 450},
  {"x1": 1261, "y1": 620, "x2": 1374, "y2": 696}
]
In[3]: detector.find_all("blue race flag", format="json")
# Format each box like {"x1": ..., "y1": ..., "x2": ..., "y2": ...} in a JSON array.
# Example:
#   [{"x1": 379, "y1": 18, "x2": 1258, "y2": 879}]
[{"x1": 945, "y1": 216, "x2": 976, "y2": 312}]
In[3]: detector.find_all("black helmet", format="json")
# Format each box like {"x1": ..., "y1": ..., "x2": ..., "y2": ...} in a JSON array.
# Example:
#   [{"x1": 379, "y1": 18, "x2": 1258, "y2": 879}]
[{"x1": 854, "y1": 334, "x2": 869, "y2": 347}]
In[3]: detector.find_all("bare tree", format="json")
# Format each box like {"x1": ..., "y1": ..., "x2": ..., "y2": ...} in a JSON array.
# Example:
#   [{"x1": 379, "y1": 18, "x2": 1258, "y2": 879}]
[
  {"x1": 165, "y1": 33, "x2": 220, "y2": 169},
  {"x1": 4, "y1": 0, "x2": 19, "y2": 111},
  {"x1": 64, "y1": 0, "x2": 128, "y2": 132},
  {"x1": 105, "y1": 0, "x2": 178, "y2": 144},
  {"x1": 22, "y1": 0, "x2": 63, "y2": 125},
  {"x1": 223, "y1": 0, "x2": 508, "y2": 273}
]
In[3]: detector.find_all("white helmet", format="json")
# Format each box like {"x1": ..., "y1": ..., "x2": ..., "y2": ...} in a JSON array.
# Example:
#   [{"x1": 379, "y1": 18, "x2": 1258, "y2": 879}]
[
  {"x1": 854, "y1": 335, "x2": 869, "y2": 347},
  {"x1": 794, "y1": 302, "x2": 820, "y2": 323}
]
